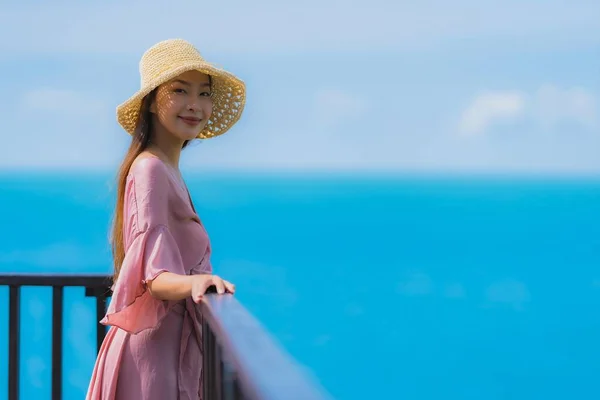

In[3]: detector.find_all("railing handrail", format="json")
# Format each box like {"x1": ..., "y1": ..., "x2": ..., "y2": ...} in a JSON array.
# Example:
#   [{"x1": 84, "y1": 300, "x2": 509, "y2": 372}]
[
  {"x1": 1, "y1": 273, "x2": 332, "y2": 400},
  {"x1": 202, "y1": 294, "x2": 332, "y2": 400},
  {"x1": 0, "y1": 272, "x2": 112, "y2": 288}
]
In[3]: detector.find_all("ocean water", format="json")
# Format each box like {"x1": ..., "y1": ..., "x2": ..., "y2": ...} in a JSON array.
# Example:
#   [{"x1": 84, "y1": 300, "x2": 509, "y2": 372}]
[{"x1": 0, "y1": 172, "x2": 599, "y2": 400}]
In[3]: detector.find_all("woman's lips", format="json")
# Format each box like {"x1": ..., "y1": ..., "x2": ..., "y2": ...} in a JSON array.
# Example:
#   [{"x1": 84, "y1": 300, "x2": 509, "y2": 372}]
[{"x1": 179, "y1": 116, "x2": 202, "y2": 126}]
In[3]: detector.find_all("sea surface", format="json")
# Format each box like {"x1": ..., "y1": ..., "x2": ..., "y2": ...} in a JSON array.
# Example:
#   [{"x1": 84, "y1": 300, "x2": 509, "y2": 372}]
[{"x1": 0, "y1": 172, "x2": 599, "y2": 400}]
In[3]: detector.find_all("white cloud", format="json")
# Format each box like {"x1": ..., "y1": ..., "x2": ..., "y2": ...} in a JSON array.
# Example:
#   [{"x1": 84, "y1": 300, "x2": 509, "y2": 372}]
[
  {"x1": 459, "y1": 85, "x2": 598, "y2": 135},
  {"x1": 459, "y1": 91, "x2": 526, "y2": 136}
]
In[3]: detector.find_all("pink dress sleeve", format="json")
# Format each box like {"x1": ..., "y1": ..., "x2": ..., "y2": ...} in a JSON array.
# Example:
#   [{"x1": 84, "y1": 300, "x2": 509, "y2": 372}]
[{"x1": 101, "y1": 157, "x2": 186, "y2": 334}]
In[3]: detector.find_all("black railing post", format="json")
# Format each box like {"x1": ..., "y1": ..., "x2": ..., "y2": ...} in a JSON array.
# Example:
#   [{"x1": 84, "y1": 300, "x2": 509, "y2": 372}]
[
  {"x1": 85, "y1": 286, "x2": 110, "y2": 353},
  {"x1": 221, "y1": 357, "x2": 238, "y2": 400},
  {"x1": 8, "y1": 285, "x2": 20, "y2": 400},
  {"x1": 51, "y1": 286, "x2": 63, "y2": 400},
  {"x1": 95, "y1": 296, "x2": 107, "y2": 351},
  {"x1": 203, "y1": 320, "x2": 213, "y2": 400},
  {"x1": 216, "y1": 338, "x2": 224, "y2": 400}
]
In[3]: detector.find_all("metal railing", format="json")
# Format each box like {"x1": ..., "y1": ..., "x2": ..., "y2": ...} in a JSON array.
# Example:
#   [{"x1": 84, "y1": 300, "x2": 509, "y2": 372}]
[
  {"x1": 0, "y1": 273, "x2": 331, "y2": 400},
  {"x1": 0, "y1": 273, "x2": 112, "y2": 400}
]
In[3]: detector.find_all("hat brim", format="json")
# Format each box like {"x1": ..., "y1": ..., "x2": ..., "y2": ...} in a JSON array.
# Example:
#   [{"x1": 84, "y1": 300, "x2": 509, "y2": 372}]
[{"x1": 116, "y1": 61, "x2": 246, "y2": 139}]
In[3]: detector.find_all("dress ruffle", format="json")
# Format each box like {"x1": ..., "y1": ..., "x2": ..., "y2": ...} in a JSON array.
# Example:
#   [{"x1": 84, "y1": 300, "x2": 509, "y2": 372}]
[{"x1": 101, "y1": 224, "x2": 186, "y2": 334}]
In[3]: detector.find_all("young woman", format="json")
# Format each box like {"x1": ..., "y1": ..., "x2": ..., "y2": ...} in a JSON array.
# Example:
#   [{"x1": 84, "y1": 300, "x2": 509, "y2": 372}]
[{"x1": 86, "y1": 39, "x2": 246, "y2": 400}]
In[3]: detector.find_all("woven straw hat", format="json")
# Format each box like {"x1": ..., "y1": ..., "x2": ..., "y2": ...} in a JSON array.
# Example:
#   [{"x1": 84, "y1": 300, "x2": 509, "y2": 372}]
[{"x1": 116, "y1": 39, "x2": 246, "y2": 139}]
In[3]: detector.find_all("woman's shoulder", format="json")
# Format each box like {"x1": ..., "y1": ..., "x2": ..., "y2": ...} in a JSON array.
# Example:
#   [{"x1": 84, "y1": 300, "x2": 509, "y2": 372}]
[
  {"x1": 128, "y1": 153, "x2": 174, "y2": 188},
  {"x1": 126, "y1": 153, "x2": 173, "y2": 225},
  {"x1": 130, "y1": 153, "x2": 169, "y2": 177}
]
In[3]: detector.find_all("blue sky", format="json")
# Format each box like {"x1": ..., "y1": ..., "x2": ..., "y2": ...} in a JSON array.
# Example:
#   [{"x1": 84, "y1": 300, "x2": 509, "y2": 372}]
[{"x1": 1, "y1": 0, "x2": 599, "y2": 174}]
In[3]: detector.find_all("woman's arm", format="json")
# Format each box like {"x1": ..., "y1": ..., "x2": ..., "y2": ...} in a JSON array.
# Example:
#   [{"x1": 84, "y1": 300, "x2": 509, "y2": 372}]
[
  {"x1": 147, "y1": 272, "x2": 193, "y2": 301},
  {"x1": 147, "y1": 272, "x2": 236, "y2": 303}
]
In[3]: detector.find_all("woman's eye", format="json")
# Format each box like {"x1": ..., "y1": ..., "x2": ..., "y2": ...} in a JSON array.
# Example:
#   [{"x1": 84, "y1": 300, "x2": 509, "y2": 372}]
[
  {"x1": 200, "y1": 92, "x2": 212, "y2": 97},
  {"x1": 174, "y1": 88, "x2": 186, "y2": 94}
]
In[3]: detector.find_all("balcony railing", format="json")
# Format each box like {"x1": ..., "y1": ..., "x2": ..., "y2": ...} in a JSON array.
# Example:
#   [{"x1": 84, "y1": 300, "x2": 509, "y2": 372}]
[{"x1": 0, "y1": 273, "x2": 331, "y2": 400}]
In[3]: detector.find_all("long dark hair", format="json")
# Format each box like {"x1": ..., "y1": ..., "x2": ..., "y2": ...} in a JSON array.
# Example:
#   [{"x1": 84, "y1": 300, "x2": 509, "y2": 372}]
[{"x1": 110, "y1": 89, "x2": 191, "y2": 282}]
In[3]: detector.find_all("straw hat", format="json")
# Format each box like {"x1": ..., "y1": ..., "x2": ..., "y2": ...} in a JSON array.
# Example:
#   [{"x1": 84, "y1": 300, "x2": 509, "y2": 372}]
[{"x1": 116, "y1": 39, "x2": 246, "y2": 139}]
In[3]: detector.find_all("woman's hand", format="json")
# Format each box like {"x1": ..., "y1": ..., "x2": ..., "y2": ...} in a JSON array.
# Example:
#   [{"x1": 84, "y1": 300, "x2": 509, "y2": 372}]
[{"x1": 190, "y1": 274, "x2": 235, "y2": 303}]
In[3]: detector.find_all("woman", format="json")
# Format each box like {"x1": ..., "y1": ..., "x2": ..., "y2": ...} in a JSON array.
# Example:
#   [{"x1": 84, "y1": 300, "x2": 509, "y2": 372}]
[{"x1": 86, "y1": 39, "x2": 246, "y2": 399}]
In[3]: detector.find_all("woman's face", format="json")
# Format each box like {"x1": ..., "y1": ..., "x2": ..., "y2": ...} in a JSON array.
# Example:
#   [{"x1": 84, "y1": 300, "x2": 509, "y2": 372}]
[{"x1": 150, "y1": 70, "x2": 213, "y2": 141}]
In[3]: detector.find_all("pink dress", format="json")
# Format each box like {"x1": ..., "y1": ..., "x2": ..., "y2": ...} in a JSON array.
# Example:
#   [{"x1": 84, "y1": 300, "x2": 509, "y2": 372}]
[{"x1": 86, "y1": 156, "x2": 212, "y2": 400}]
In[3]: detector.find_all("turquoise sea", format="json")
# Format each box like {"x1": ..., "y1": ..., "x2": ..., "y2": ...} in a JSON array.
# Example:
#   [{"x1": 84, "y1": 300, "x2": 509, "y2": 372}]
[{"x1": 0, "y1": 172, "x2": 599, "y2": 399}]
